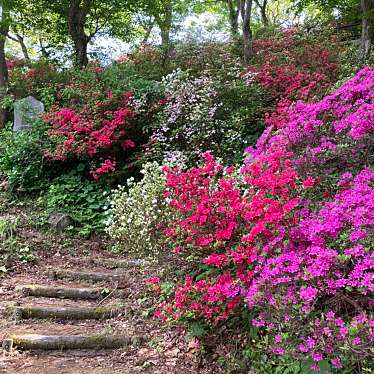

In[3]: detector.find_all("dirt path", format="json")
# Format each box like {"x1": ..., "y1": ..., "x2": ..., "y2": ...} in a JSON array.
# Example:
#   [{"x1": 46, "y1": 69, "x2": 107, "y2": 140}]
[{"x1": 0, "y1": 245, "x2": 219, "y2": 374}]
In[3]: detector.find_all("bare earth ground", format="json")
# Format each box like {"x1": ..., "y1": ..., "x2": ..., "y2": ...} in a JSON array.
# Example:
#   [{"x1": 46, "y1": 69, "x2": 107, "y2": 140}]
[{"x1": 0, "y1": 205, "x2": 222, "y2": 374}]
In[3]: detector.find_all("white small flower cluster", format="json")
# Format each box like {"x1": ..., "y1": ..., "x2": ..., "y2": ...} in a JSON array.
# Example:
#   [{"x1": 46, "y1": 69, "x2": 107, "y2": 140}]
[
  {"x1": 128, "y1": 95, "x2": 148, "y2": 115},
  {"x1": 242, "y1": 70, "x2": 259, "y2": 85},
  {"x1": 106, "y1": 162, "x2": 176, "y2": 259},
  {"x1": 149, "y1": 69, "x2": 240, "y2": 165}
]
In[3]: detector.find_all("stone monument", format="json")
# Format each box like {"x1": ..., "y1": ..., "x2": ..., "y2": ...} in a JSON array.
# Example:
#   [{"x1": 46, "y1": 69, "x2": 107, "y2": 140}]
[{"x1": 13, "y1": 96, "x2": 44, "y2": 131}]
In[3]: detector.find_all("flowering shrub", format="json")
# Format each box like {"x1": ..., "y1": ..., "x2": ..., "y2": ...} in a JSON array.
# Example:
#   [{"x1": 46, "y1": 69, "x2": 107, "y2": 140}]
[
  {"x1": 252, "y1": 67, "x2": 374, "y2": 185},
  {"x1": 148, "y1": 68, "x2": 373, "y2": 372},
  {"x1": 145, "y1": 69, "x2": 227, "y2": 165},
  {"x1": 106, "y1": 162, "x2": 176, "y2": 257},
  {"x1": 156, "y1": 147, "x2": 300, "y2": 322},
  {"x1": 8, "y1": 60, "x2": 65, "y2": 106},
  {"x1": 125, "y1": 41, "x2": 243, "y2": 82},
  {"x1": 145, "y1": 69, "x2": 267, "y2": 166},
  {"x1": 246, "y1": 168, "x2": 374, "y2": 370},
  {"x1": 243, "y1": 29, "x2": 341, "y2": 128},
  {"x1": 44, "y1": 91, "x2": 137, "y2": 180}
]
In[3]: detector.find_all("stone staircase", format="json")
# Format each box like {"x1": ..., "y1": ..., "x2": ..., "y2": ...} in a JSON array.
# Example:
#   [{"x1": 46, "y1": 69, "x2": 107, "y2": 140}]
[{"x1": 1, "y1": 262, "x2": 144, "y2": 355}]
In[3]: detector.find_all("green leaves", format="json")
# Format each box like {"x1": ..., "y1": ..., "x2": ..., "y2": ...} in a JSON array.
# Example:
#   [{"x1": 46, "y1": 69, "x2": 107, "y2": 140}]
[
  {"x1": 47, "y1": 171, "x2": 110, "y2": 237},
  {"x1": 187, "y1": 321, "x2": 209, "y2": 337},
  {"x1": 0, "y1": 121, "x2": 51, "y2": 192},
  {"x1": 300, "y1": 359, "x2": 332, "y2": 374}
]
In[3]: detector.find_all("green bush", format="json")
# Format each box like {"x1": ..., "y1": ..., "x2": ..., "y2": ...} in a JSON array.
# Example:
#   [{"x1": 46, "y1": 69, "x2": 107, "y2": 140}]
[
  {"x1": 47, "y1": 170, "x2": 109, "y2": 237},
  {"x1": 0, "y1": 121, "x2": 53, "y2": 192},
  {"x1": 101, "y1": 62, "x2": 164, "y2": 98},
  {"x1": 0, "y1": 217, "x2": 35, "y2": 274},
  {"x1": 215, "y1": 79, "x2": 270, "y2": 164}
]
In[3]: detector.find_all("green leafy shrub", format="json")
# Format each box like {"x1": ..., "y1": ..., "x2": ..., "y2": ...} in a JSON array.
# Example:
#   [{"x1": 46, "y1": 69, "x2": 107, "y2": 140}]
[
  {"x1": 0, "y1": 217, "x2": 35, "y2": 274},
  {"x1": 101, "y1": 62, "x2": 164, "y2": 98},
  {"x1": 215, "y1": 79, "x2": 270, "y2": 164},
  {"x1": 0, "y1": 121, "x2": 53, "y2": 192},
  {"x1": 47, "y1": 170, "x2": 109, "y2": 237}
]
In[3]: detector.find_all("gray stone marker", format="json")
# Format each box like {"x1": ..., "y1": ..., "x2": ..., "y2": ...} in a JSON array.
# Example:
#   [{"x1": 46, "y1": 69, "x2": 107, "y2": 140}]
[
  {"x1": 47, "y1": 213, "x2": 72, "y2": 232},
  {"x1": 13, "y1": 96, "x2": 44, "y2": 131}
]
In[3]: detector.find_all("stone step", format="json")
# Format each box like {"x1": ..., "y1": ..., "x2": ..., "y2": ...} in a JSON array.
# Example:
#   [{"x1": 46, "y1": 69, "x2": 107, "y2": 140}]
[
  {"x1": 17, "y1": 285, "x2": 111, "y2": 300},
  {"x1": 7, "y1": 305, "x2": 124, "y2": 321},
  {"x1": 91, "y1": 258, "x2": 148, "y2": 269},
  {"x1": 48, "y1": 268, "x2": 128, "y2": 287},
  {"x1": 2, "y1": 333, "x2": 142, "y2": 351}
]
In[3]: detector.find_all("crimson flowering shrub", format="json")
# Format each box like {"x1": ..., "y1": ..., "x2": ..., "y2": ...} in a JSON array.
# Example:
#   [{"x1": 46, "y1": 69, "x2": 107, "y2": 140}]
[
  {"x1": 151, "y1": 68, "x2": 373, "y2": 372},
  {"x1": 8, "y1": 60, "x2": 65, "y2": 104},
  {"x1": 6, "y1": 58, "x2": 24, "y2": 71},
  {"x1": 243, "y1": 29, "x2": 341, "y2": 129},
  {"x1": 4, "y1": 59, "x2": 166, "y2": 188},
  {"x1": 43, "y1": 91, "x2": 137, "y2": 180},
  {"x1": 156, "y1": 147, "x2": 300, "y2": 322}
]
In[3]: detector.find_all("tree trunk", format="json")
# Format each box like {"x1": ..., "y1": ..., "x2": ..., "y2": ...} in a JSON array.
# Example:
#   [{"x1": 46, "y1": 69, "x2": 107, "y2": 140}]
[
  {"x1": 240, "y1": 0, "x2": 253, "y2": 63},
  {"x1": 160, "y1": 27, "x2": 170, "y2": 53},
  {"x1": 254, "y1": 0, "x2": 268, "y2": 26},
  {"x1": 39, "y1": 37, "x2": 51, "y2": 59},
  {"x1": 0, "y1": 7, "x2": 9, "y2": 128},
  {"x1": 227, "y1": 0, "x2": 240, "y2": 39},
  {"x1": 67, "y1": 0, "x2": 91, "y2": 68},
  {"x1": 16, "y1": 34, "x2": 30, "y2": 61},
  {"x1": 141, "y1": 19, "x2": 155, "y2": 45},
  {"x1": 359, "y1": 0, "x2": 374, "y2": 61},
  {"x1": 7, "y1": 24, "x2": 30, "y2": 62},
  {"x1": 155, "y1": 2, "x2": 173, "y2": 66}
]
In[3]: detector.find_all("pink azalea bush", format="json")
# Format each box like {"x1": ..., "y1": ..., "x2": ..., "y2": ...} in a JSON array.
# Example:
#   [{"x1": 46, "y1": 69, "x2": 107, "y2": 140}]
[
  {"x1": 43, "y1": 91, "x2": 136, "y2": 179},
  {"x1": 156, "y1": 146, "x2": 301, "y2": 322},
  {"x1": 243, "y1": 29, "x2": 341, "y2": 130},
  {"x1": 151, "y1": 67, "x2": 374, "y2": 372}
]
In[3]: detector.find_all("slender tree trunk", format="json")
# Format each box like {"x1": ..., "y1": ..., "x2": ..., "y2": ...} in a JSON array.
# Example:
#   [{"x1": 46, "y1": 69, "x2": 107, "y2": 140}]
[
  {"x1": 17, "y1": 35, "x2": 30, "y2": 61},
  {"x1": 227, "y1": 0, "x2": 240, "y2": 39},
  {"x1": 160, "y1": 26, "x2": 171, "y2": 66},
  {"x1": 254, "y1": 0, "x2": 268, "y2": 26},
  {"x1": 39, "y1": 37, "x2": 50, "y2": 59},
  {"x1": 154, "y1": 1, "x2": 173, "y2": 66},
  {"x1": 67, "y1": 0, "x2": 91, "y2": 68},
  {"x1": 0, "y1": 7, "x2": 9, "y2": 128},
  {"x1": 240, "y1": 0, "x2": 253, "y2": 63},
  {"x1": 141, "y1": 19, "x2": 155, "y2": 45},
  {"x1": 160, "y1": 27, "x2": 170, "y2": 52},
  {"x1": 7, "y1": 25, "x2": 30, "y2": 62},
  {"x1": 359, "y1": 0, "x2": 374, "y2": 61}
]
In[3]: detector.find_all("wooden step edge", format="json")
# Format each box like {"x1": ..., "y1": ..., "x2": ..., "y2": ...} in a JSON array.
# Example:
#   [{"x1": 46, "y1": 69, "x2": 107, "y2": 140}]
[
  {"x1": 48, "y1": 268, "x2": 128, "y2": 286},
  {"x1": 91, "y1": 258, "x2": 148, "y2": 269},
  {"x1": 6, "y1": 305, "x2": 127, "y2": 321},
  {"x1": 2, "y1": 333, "x2": 145, "y2": 351},
  {"x1": 16, "y1": 285, "x2": 112, "y2": 300}
]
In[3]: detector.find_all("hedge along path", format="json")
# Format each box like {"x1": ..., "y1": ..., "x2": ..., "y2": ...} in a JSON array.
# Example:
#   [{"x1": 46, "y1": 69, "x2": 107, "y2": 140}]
[{"x1": 1, "y1": 261, "x2": 146, "y2": 353}]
